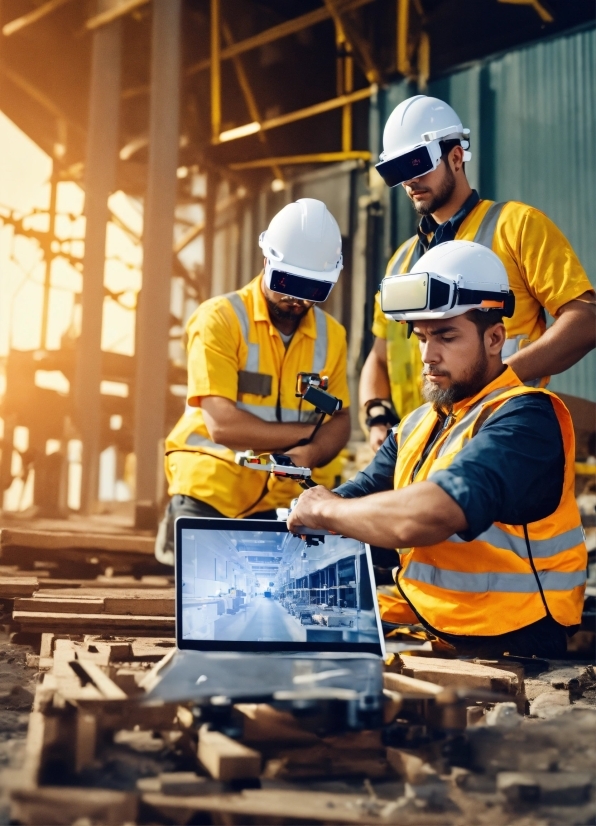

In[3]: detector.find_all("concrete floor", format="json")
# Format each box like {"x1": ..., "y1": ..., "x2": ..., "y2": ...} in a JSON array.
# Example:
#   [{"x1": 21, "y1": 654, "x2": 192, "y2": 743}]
[{"x1": 213, "y1": 597, "x2": 306, "y2": 642}]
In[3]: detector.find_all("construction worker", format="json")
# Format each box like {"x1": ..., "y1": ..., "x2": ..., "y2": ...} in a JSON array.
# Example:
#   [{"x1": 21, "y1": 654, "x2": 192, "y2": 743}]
[
  {"x1": 289, "y1": 241, "x2": 587, "y2": 659},
  {"x1": 155, "y1": 199, "x2": 351, "y2": 564},
  {"x1": 361, "y1": 95, "x2": 596, "y2": 452}
]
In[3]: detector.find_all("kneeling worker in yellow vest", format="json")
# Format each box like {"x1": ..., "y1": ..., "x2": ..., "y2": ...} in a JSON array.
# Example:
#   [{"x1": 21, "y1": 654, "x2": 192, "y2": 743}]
[
  {"x1": 361, "y1": 95, "x2": 596, "y2": 452},
  {"x1": 155, "y1": 199, "x2": 351, "y2": 564},
  {"x1": 288, "y1": 241, "x2": 587, "y2": 659}
]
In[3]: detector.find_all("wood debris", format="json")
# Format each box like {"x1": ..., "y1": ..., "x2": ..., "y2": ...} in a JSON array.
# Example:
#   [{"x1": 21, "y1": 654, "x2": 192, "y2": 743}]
[{"x1": 0, "y1": 523, "x2": 593, "y2": 824}]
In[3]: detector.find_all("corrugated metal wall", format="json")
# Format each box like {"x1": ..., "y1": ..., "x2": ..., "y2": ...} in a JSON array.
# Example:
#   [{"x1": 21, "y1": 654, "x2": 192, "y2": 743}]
[{"x1": 380, "y1": 24, "x2": 596, "y2": 401}]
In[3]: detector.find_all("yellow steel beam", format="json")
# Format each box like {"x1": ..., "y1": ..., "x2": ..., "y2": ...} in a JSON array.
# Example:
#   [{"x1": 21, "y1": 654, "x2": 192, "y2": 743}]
[
  {"x1": 324, "y1": 0, "x2": 382, "y2": 85},
  {"x1": 222, "y1": 20, "x2": 284, "y2": 182},
  {"x1": 417, "y1": 30, "x2": 430, "y2": 89},
  {"x1": 121, "y1": 0, "x2": 375, "y2": 99},
  {"x1": 2, "y1": 0, "x2": 75, "y2": 37},
  {"x1": 497, "y1": 0, "x2": 554, "y2": 24},
  {"x1": 211, "y1": 0, "x2": 222, "y2": 143},
  {"x1": 397, "y1": 0, "x2": 411, "y2": 76},
  {"x1": 216, "y1": 87, "x2": 373, "y2": 145},
  {"x1": 86, "y1": 0, "x2": 150, "y2": 30},
  {"x1": 260, "y1": 86, "x2": 373, "y2": 134},
  {"x1": 229, "y1": 151, "x2": 371, "y2": 170}
]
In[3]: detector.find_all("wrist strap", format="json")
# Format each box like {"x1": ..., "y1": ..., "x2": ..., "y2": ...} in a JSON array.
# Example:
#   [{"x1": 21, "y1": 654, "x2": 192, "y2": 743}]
[{"x1": 364, "y1": 398, "x2": 399, "y2": 429}]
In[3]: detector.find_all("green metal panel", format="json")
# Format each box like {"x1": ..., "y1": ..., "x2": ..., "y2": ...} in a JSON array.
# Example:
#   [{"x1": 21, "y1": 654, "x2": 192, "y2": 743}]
[{"x1": 380, "y1": 25, "x2": 596, "y2": 400}]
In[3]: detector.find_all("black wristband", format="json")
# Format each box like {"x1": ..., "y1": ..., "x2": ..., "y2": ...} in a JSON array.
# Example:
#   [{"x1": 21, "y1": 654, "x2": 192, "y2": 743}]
[{"x1": 364, "y1": 398, "x2": 399, "y2": 429}]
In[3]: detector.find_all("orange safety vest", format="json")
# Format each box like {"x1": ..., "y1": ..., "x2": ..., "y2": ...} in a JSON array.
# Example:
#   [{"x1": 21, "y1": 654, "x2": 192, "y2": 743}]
[{"x1": 390, "y1": 367, "x2": 587, "y2": 637}]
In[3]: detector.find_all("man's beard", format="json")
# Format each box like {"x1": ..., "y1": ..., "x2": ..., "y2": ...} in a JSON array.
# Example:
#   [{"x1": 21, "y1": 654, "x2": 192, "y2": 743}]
[
  {"x1": 422, "y1": 346, "x2": 489, "y2": 412},
  {"x1": 410, "y1": 163, "x2": 456, "y2": 216},
  {"x1": 265, "y1": 296, "x2": 310, "y2": 323}
]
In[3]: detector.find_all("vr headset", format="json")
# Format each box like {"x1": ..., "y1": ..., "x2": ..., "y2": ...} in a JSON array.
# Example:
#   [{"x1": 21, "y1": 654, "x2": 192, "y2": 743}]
[
  {"x1": 380, "y1": 271, "x2": 515, "y2": 320},
  {"x1": 376, "y1": 127, "x2": 471, "y2": 188},
  {"x1": 263, "y1": 257, "x2": 340, "y2": 303}
]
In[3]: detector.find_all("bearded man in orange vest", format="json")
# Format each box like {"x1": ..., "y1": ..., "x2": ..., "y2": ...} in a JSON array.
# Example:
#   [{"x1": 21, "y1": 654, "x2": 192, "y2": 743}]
[{"x1": 288, "y1": 241, "x2": 587, "y2": 659}]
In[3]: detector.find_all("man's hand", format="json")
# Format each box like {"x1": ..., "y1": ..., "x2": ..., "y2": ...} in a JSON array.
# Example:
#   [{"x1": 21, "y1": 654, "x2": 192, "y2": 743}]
[
  {"x1": 369, "y1": 423, "x2": 392, "y2": 453},
  {"x1": 285, "y1": 443, "x2": 322, "y2": 471},
  {"x1": 287, "y1": 486, "x2": 342, "y2": 532}
]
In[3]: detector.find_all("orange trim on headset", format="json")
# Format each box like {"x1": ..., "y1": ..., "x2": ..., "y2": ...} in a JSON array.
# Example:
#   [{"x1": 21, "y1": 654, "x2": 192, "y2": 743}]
[{"x1": 480, "y1": 299, "x2": 505, "y2": 308}]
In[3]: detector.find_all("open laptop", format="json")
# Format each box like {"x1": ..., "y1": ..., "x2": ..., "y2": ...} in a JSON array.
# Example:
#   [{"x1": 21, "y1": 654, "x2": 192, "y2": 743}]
[{"x1": 145, "y1": 518, "x2": 386, "y2": 718}]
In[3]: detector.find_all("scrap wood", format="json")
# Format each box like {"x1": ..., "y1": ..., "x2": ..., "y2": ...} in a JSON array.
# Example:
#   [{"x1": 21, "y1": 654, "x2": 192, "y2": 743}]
[
  {"x1": 0, "y1": 527, "x2": 155, "y2": 555},
  {"x1": 400, "y1": 655, "x2": 520, "y2": 694},
  {"x1": 198, "y1": 725, "x2": 262, "y2": 780},
  {"x1": 142, "y1": 788, "x2": 453, "y2": 824},
  {"x1": 13, "y1": 609, "x2": 175, "y2": 635},
  {"x1": 10, "y1": 787, "x2": 138, "y2": 826}
]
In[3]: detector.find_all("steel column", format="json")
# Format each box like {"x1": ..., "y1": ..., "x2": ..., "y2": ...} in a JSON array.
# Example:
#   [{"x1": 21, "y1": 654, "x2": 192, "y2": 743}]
[
  {"x1": 133, "y1": 0, "x2": 181, "y2": 529},
  {"x1": 74, "y1": 15, "x2": 122, "y2": 514}
]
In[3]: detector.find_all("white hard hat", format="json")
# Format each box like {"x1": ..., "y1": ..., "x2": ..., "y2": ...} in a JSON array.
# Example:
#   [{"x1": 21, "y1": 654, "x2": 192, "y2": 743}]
[
  {"x1": 376, "y1": 95, "x2": 472, "y2": 188},
  {"x1": 380, "y1": 240, "x2": 515, "y2": 321},
  {"x1": 259, "y1": 198, "x2": 343, "y2": 303}
]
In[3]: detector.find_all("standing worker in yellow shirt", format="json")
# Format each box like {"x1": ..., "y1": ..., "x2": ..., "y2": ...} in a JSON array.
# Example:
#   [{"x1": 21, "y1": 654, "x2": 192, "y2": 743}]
[
  {"x1": 361, "y1": 95, "x2": 596, "y2": 451},
  {"x1": 155, "y1": 199, "x2": 351, "y2": 564}
]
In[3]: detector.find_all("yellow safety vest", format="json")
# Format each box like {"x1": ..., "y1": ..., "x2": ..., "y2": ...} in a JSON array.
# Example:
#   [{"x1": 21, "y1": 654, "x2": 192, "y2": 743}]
[
  {"x1": 374, "y1": 199, "x2": 594, "y2": 418},
  {"x1": 391, "y1": 367, "x2": 587, "y2": 636},
  {"x1": 165, "y1": 276, "x2": 349, "y2": 517}
]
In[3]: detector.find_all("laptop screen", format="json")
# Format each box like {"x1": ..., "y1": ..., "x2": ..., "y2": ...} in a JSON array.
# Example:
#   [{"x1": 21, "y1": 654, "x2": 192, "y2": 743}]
[{"x1": 176, "y1": 518, "x2": 384, "y2": 655}]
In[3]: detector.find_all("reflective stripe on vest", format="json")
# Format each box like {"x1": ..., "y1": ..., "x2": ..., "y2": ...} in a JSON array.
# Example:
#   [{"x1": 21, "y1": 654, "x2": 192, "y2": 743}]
[
  {"x1": 224, "y1": 290, "x2": 329, "y2": 423},
  {"x1": 185, "y1": 432, "x2": 228, "y2": 450},
  {"x1": 390, "y1": 201, "x2": 508, "y2": 277},
  {"x1": 226, "y1": 292, "x2": 259, "y2": 372},
  {"x1": 444, "y1": 523, "x2": 586, "y2": 560},
  {"x1": 395, "y1": 403, "x2": 432, "y2": 449},
  {"x1": 434, "y1": 387, "x2": 510, "y2": 458},
  {"x1": 473, "y1": 201, "x2": 507, "y2": 248},
  {"x1": 393, "y1": 372, "x2": 587, "y2": 633},
  {"x1": 404, "y1": 561, "x2": 587, "y2": 593},
  {"x1": 389, "y1": 236, "x2": 418, "y2": 274}
]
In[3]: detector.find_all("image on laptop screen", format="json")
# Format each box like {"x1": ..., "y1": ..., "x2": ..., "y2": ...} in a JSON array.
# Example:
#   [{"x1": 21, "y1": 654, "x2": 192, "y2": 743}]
[{"x1": 178, "y1": 520, "x2": 383, "y2": 653}]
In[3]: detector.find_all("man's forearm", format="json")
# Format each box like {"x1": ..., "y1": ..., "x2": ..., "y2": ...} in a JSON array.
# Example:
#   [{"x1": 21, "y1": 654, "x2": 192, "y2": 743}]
[
  {"x1": 309, "y1": 409, "x2": 351, "y2": 467},
  {"x1": 359, "y1": 337, "x2": 391, "y2": 407},
  {"x1": 202, "y1": 398, "x2": 313, "y2": 452},
  {"x1": 300, "y1": 482, "x2": 467, "y2": 548},
  {"x1": 505, "y1": 297, "x2": 596, "y2": 382}
]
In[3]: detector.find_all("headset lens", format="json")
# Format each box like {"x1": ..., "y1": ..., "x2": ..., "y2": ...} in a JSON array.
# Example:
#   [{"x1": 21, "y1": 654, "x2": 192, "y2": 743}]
[
  {"x1": 381, "y1": 273, "x2": 429, "y2": 313},
  {"x1": 376, "y1": 145, "x2": 434, "y2": 187},
  {"x1": 270, "y1": 270, "x2": 333, "y2": 302}
]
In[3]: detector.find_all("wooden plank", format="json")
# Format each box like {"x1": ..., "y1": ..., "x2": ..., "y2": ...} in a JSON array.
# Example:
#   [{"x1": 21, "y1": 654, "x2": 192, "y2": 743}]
[
  {"x1": 383, "y1": 672, "x2": 442, "y2": 698},
  {"x1": 10, "y1": 787, "x2": 138, "y2": 826},
  {"x1": 198, "y1": 726, "x2": 261, "y2": 781},
  {"x1": 103, "y1": 596, "x2": 174, "y2": 616},
  {"x1": 73, "y1": 661, "x2": 128, "y2": 700},
  {"x1": 13, "y1": 610, "x2": 174, "y2": 634},
  {"x1": 33, "y1": 586, "x2": 173, "y2": 597},
  {"x1": 142, "y1": 788, "x2": 447, "y2": 824},
  {"x1": 400, "y1": 656, "x2": 520, "y2": 694},
  {"x1": 0, "y1": 528, "x2": 155, "y2": 555},
  {"x1": 15, "y1": 597, "x2": 106, "y2": 614},
  {"x1": 0, "y1": 577, "x2": 39, "y2": 597}
]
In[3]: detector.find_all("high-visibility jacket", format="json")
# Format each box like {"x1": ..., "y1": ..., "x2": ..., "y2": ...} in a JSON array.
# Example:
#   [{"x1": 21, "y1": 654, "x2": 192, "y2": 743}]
[
  {"x1": 372, "y1": 199, "x2": 594, "y2": 418},
  {"x1": 386, "y1": 366, "x2": 587, "y2": 636},
  {"x1": 165, "y1": 275, "x2": 350, "y2": 517}
]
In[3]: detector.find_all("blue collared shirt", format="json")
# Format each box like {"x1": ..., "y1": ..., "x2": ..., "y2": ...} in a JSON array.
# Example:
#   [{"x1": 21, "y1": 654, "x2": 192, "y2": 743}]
[{"x1": 334, "y1": 394, "x2": 564, "y2": 541}]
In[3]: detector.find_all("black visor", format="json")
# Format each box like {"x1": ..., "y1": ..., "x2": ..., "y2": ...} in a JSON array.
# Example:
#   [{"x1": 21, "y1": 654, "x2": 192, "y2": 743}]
[
  {"x1": 269, "y1": 270, "x2": 333, "y2": 302},
  {"x1": 375, "y1": 145, "x2": 434, "y2": 188}
]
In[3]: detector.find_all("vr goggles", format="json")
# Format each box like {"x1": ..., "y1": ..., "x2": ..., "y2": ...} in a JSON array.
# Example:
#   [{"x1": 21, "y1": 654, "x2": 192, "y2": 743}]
[
  {"x1": 262, "y1": 253, "x2": 341, "y2": 304},
  {"x1": 376, "y1": 126, "x2": 471, "y2": 188},
  {"x1": 380, "y1": 271, "x2": 515, "y2": 320}
]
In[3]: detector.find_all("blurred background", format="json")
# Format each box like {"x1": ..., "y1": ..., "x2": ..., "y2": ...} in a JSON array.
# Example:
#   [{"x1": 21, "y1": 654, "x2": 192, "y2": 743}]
[{"x1": 0, "y1": 0, "x2": 594, "y2": 531}]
